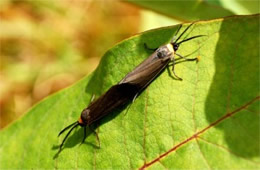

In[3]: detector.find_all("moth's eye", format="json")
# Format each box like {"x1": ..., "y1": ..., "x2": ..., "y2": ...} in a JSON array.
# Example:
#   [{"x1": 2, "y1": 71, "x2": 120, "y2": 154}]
[{"x1": 173, "y1": 44, "x2": 179, "y2": 51}]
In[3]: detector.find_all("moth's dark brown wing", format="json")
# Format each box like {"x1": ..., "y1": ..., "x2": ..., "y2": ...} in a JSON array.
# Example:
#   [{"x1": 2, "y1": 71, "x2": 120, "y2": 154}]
[
  {"x1": 86, "y1": 83, "x2": 139, "y2": 125},
  {"x1": 119, "y1": 52, "x2": 171, "y2": 89},
  {"x1": 85, "y1": 46, "x2": 172, "y2": 125}
]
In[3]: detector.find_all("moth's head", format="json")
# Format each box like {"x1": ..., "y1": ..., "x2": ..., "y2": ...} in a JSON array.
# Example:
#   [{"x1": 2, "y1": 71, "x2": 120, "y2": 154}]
[
  {"x1": 172, "y1": 42, "x2": 179, "y2": 52},
  {"x1": 79, "y1": 108, "x2": 90, "y2": 126}
]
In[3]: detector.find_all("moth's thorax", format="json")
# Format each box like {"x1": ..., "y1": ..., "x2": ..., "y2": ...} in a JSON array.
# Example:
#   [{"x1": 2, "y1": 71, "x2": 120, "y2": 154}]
[
  {"x1": 166, "y1": 43, "x2": 175, "y2": 60},
  {"x1": 156, "y1": 43, "x2": 175, "y2": 60},
  {"x1": 166, "y1": 43, "x2": 174, "y2": 53}
]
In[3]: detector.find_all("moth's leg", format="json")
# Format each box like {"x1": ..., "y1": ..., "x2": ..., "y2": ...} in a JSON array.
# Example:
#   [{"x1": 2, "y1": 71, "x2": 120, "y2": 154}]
[
  {"x1": 144, "y1": 43, "x2": 158, "y2": 51},
  {"x1": 123, "y1": 92, "x2": 139, "y2": 116},
  {"x1": 132, "y1": 93, "x2": 139, "y2": 103},
  {"x1": 168, "y1": 54, "x2": 198, "y2": 80},
  {"x1": 123, "y1": 103, "x2": 131, "y2": 116},
  {"x1": 90, "y1": 94, "x2": 96, "y2": 104},
  {"x1": 81, "y1": 126, "x2": 87, "y2": 144},
  {"x1": 171, "y1": 64, "x2": 183, "y2": 81},
  {"x1": 176, "y1": 53, "x2": 198, "y2": 61},
  {"x1": 170, "y1": 58, "x2": 183, "y2": 81},
  {"x1": 90, "y1": 125, "x2": 100, "y2": 148}
]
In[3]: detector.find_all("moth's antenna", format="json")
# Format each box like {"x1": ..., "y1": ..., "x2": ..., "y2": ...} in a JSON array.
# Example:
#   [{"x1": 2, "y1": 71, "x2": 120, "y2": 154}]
[
  {"x1": 174, "y1": 22, "x2": 194, "y2": 43},
  {"x1": 58, "y1": 121, "x2": 78, "y2": 136},
  {"x1": 58, "y1": 121, "x2": 79, "y2": 151},
  {"x1": 176, "y1": 35, "x2": 206, "y2": 45},
  {"x1": 171, "y1": 24, "x2": 182, "y2": 42}
]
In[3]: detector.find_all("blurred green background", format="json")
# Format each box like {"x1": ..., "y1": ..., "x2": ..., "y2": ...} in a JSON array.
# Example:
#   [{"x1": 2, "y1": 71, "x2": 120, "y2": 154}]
[{"x1": 0, "y1": 0, "x2": 258, "y2": 129}]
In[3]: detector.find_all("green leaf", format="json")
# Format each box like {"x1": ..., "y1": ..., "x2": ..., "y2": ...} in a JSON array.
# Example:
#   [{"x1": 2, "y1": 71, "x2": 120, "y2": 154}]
[
  {"x1": 0, "y1": 14, "x2": 259, "y2": 169},
  {"x1": 218, "y1": 0, "x2": 260, "y2": 14},
  {"x1": 126, "y1": 0, "x2": 234, "y2": 21}
]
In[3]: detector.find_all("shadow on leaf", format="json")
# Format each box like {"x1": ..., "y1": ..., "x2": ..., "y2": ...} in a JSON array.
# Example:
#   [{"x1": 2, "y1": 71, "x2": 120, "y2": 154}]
[{"x1": 205, "y1": 16, "x2": 259, "y2": 158}]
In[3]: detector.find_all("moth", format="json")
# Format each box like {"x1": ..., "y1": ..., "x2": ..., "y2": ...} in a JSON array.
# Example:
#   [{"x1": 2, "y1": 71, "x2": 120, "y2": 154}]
[{"x1": 58, "y1": 23, "x2": 204, "y2": 151}]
